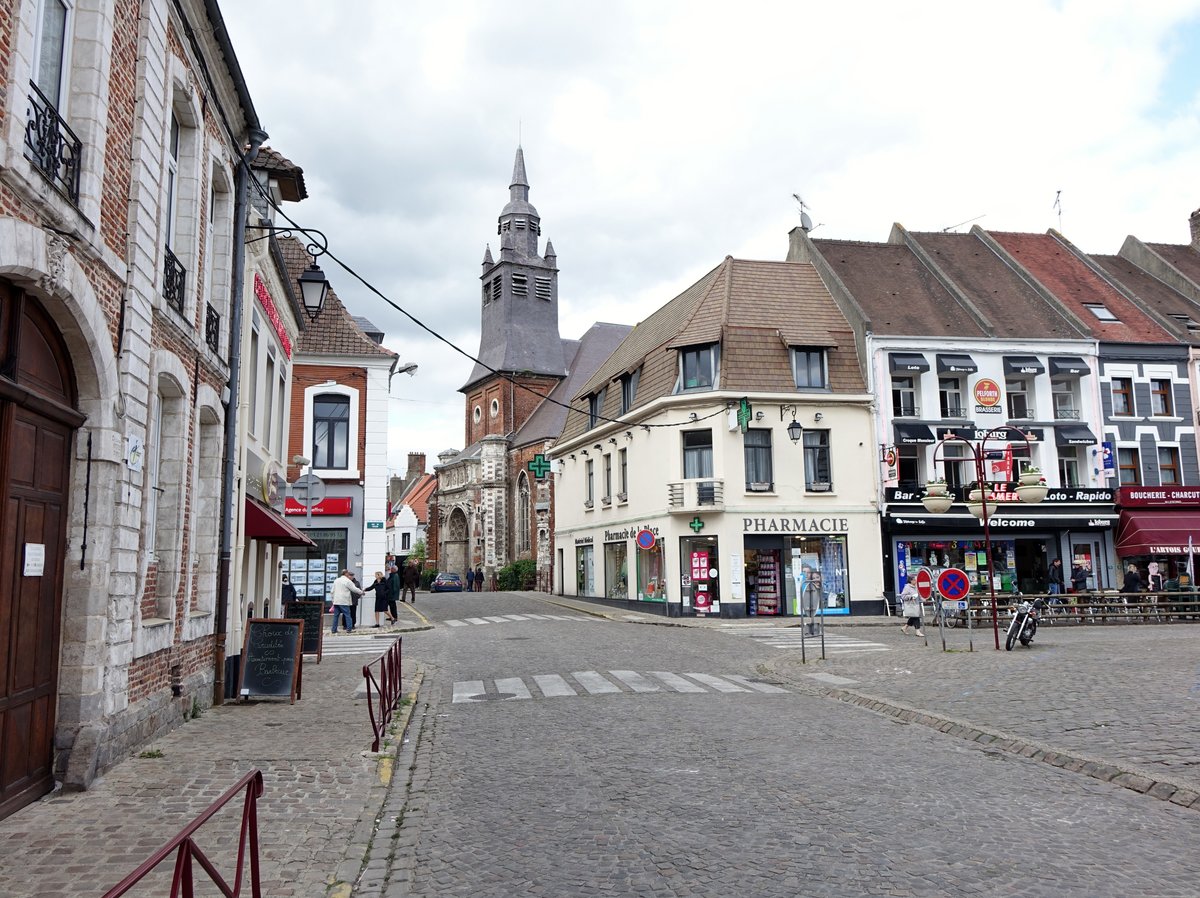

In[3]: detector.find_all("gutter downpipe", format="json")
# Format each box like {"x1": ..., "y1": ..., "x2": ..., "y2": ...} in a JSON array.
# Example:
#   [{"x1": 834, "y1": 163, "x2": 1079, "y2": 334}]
[{"x1": 214, "y1": 129, "x2": 269, "y2": 705}]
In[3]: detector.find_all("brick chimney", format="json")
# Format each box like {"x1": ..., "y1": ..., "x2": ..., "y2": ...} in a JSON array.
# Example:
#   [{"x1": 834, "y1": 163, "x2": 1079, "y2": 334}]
[
  {"x1": 1190, "y1": 207, "x2": 1200, "y2": 249},
  {"x1": 406, "y1": 452, "x2": 426, "y2": 478}
]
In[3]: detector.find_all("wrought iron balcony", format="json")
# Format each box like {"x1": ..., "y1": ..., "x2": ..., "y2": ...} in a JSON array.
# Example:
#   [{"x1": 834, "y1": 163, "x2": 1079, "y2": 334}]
[
  {"x1": 163, "y1": 247, "x2": 186, "y2": 316},
  {"x1": 939, "y1": 404, "x2": 967, "y2": 418},
  {"x1": 205, "y1": 303, "x2": 221, "y2": 356},
  {"x1": 667, "y1": 478, "x2": 725, "y2": 514},
  {"x1": 24, "y1": 81, "x2": 82, "y2": 203},
  {"x1": 893, "y1": 403, "x2": 920, "y2": 417},
  {"x1": 1054, "y1": 407, "x2": 1081, "y2": 420}
]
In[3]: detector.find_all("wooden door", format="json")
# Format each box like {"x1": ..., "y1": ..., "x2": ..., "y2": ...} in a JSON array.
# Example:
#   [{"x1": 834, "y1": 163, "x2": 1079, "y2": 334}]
[{"x1": 0, "y1": 288, "x2": 79, "y2": 819}]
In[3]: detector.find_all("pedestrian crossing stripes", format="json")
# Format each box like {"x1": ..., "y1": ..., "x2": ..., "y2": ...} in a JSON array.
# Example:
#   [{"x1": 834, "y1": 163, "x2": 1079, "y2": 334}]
[
  {"x1": 716, "y1": 623, "x2": 890, "y2": 655},
  {"x1": 314, "y1": 631, "x2": 401, "y2": 657},
  {"x1": 451, "y1": 670, "x2": 789, "y2": 703},
  {"x1": 443, "y1": 613, "x2": 597, "y2": 628}
]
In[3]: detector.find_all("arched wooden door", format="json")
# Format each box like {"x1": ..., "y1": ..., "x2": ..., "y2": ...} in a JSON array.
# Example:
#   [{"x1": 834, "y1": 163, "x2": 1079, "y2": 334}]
[{"x1": 0, "y1": 286, "x2": 83, "y2": 819}]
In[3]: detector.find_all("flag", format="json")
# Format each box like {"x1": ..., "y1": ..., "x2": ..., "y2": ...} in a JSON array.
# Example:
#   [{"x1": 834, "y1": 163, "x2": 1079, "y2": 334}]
[{"x1": 990, "y1": 444, "x2": 1013, "y2": 480}]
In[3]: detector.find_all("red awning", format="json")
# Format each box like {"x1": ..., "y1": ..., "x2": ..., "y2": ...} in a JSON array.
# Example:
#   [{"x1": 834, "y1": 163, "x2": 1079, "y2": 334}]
[
  {"x1": 245, "y1": 498, "x2": 316, "y2": 547},
  {"x1": 1115, "y1": 510, "x2": 1200, "y2": 557}
]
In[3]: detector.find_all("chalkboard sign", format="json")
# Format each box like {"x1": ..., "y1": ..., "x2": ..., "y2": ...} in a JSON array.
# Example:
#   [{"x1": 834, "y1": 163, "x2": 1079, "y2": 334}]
[
  {"x1": 284, "y1": 601, "x2": 325, "y2": 662},
  {"x1": 238, "y1": 619, "x2": 304, "y2": 703}
]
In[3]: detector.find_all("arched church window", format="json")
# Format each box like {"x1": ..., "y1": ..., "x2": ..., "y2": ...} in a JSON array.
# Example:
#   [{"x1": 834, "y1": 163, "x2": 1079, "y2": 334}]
[
  {"x1": 473, "y1": 405, "x2": 482, "y2": 424},
  {"x1": 516, "y1": 473, "x2": 531, "y2": 555},
  {"x1": 490, "y1": 399, "x2": 499, "y2": 418}
]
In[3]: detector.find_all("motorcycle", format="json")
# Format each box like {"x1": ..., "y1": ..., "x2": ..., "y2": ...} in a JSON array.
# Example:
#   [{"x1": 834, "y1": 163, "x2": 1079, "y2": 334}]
[{"x1": 1005, "y1": 597, "x2": 1047, "y2": 650}]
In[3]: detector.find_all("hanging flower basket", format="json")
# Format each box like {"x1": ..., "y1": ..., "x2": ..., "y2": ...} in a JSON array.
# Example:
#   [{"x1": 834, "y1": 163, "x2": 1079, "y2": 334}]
[
  {"x1": 1018, "y1": 470, "x2": 1046, "y2": 487},
  {"x1": 1016, "y1": 483, "x2": 1048, "y2": 504}
]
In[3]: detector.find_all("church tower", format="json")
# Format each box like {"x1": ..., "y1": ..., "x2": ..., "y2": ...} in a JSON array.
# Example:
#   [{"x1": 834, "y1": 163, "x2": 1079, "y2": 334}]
[{"x1": 461, "y1": 148, "x2": 565, "y2": 445}]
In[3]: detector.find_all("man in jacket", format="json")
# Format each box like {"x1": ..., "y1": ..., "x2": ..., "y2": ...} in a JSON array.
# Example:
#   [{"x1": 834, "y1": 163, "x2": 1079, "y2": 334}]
[
  {"x1": 330, "y1": 570, "x2": 363, "y2": 634},
  {"x1": 402, "y1": 562, "x2": 419, "y2": 603}
]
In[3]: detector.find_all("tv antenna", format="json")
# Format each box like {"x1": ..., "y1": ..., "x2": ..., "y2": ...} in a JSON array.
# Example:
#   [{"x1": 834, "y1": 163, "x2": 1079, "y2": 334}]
[
  {"x1": 792, "y1": 194, "x2": 820, "y2": 232},
  {"x1": 940, "y1": 213, "x2": 986, "y2": 233},
  {"x1": 1053, "y1": 190, "x2": 1062, "y2": 231}
]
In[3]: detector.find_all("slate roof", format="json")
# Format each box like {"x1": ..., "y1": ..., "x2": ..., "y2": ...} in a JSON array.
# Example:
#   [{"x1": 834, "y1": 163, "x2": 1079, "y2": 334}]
[
  {"x1": 987, "y1": 231, "x2": 1175, "y2": 343},
  {"x1": 812, "y1": 239, "x2": 989, "y2": 338},
  {"x1": 278, "y1": 236, "x2": 396, "y2": 359},
  {"x1": 559, "y1": 258, "x2": 864, "y2": 444},
  {"x1": 252, "y1": 146, "x2": 307, "y2": 202},
  {"x1": 1145, "y1": 242, "x2": 1200, "y2": 287},
  {"x1": 1090, "y1": 253, "x2": 1200, "y2": 344}
]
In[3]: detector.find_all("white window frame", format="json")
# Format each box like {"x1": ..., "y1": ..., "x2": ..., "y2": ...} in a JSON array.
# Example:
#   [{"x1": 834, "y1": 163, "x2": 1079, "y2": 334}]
[
  {"x1": 32, "y1": 0, "x2": 75, "y2": 110},
  {"x1": 303, "y1": 382, "x2": 361, "y2": 479},
  {"x1": 675, "y1": 344, "x2": 720, "y2": 393},
  {"x1": 791, "y1": 347, "x2": 828, "y2": 390}
]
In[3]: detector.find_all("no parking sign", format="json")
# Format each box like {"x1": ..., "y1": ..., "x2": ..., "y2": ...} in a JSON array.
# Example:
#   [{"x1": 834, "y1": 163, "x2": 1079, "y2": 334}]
[{"x1": 937, "y1": 568, "x2": 971, "y2": 605}]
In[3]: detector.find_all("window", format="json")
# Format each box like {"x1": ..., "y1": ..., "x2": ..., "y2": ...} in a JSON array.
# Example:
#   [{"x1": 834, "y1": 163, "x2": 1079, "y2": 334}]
[
  {"x1": 1118, "y1": 447, "x2": 1140, "y2": 485},
  {"x1": 492, "y1": 279, "x2": 501, "y2": 301},
  {"x1": 1052, "y1": 381, "x2": 1078, "y2": 418},
  {"x1": 1084, "y1": 304, "x2": 1119, "y2": 322},
  {"x1": 791, "y1": 348, "x2": 827, "y2": 389},
  {"x1": 401, "y1": 533, "x2": 411, "y2": 551},
  {"x1": 585, "y1": 459, "x2": 594, "y2": 507},
  {"x1": 803, "y1": 430, "x2": 831, "y2": 491},
  {"x1": 166, "y1": 113, "x2": 180, "y2": 249},
  {"x1": 263, "y1": 351, "x2": 276, "y2": 451},
  {"x1": 897, "y1": 445, "x2": 922, "y2": 487},
  {"x1": 34, "y1": 0, "x2": 71, "y2": 108},
  {"x1": 603, "y1": 454, "x2": 612, "y2": 502},
  {"x1": 516, "y1": 474, "x2": 530, "y2": 554},
  {"x1": 682, "y1": 430, "x2": 713, "y2": 479},
  {"x1": 1006, "y1": 378, "x2": 1031, "y2": 419},
  {"x1": 744, "y1": 429, "x2": 773, "y2": 490},
  {"x1": 587, "y1": 390, "x2": 605, "y2": 428},
  {"x1": 620, "y1": 369, "x2": 640, "y2": 414},
  {"x1": 473, "y1": 405, "x2": 482, "y2": 424},
  {"x1": 938, "y1": 377, "x2": 964, "y2": 418},
  {"x1": 247, "y1": 325, "x2": 259, "y2": 435},
  {"x1": 618, "y1": 448, "x2": 628, "y2": 498},
  {"x1": 1058, "y1": 446, "x2": 1081, "y2": 488},
  {"x1": 535, "y1": 277, "x2": 552, "y2": 300},
  {"x1": 1111, "y1": 378, "x2": 1134, "y2": 416},
  {"x1": 676, "y1": 344, "x2": 719, "y2": 392},
  {"x1": 941, "y1": 441, "x2": 969, "y2": 490},
  {"x1": 1158, "y1": 447, "x2": 1180, "y2": 484},
  {"x1": 275, "y1": 371, "x2": 286, "y2": 458},
  {"x1": 490, "y1": 398, "x2": 499, "y2": 418},
  {"x1": 1150, "y1": 379, "x2": 1173, "y2": 417},
  {"x1": 511, "y1": 273, "x2": 528, "y2": 296},
  {"x1": 891, "y1": 376, "x2": 917, "y2": 416},
  {"x1": 312, "y1": 394, "x2": 350, "y2": 469}
]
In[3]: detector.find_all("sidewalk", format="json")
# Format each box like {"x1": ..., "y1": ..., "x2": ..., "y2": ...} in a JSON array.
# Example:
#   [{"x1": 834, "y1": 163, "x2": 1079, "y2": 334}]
[{"x1": 0, "y1": 602, "x2": 431, "y2": 898}]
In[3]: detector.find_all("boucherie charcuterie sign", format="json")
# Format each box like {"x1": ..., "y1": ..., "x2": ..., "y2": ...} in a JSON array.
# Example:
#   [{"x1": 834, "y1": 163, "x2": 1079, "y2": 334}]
[
  {"x1": 1118, "y1": 486, "x2": 1200, "y2": 507},
  {"x1": 254, "y1": 273, "x2": 292, "y2": 359}
]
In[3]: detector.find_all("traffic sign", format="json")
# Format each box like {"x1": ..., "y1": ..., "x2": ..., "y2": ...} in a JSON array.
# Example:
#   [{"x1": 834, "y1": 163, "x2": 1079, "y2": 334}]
[
  {"x1": 914, "y1": 568, "x2": 933, "y2": 600},
  {"x1": 937, "y1": 568, "x2": 971, "y2": 601},
  {"x1": 290, "y1": 473, "x2": 326, "y2": 509},
  {"x1": 636, "y1": 529, "x2": 657, "y2": 550}
]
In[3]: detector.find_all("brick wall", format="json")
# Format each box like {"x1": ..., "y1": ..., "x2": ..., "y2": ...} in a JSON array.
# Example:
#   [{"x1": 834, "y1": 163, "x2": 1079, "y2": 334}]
[
  {"x1": 287, "y1": 363, "x2": 368, "y2": 481},
  {"x1": 464, "y1": 373, "x2": 559, "y2": 445},
  {"x1": 99, "y1": 0, "x2": 138, "y2": 254}
]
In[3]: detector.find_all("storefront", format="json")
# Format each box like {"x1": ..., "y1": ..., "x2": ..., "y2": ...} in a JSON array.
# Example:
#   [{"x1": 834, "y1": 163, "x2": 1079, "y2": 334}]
[
  {"x1": 681, "y1": 535, "x2": 720, "y2": 615},
  {"x1": 1115, "y1": 486, "x2": 1200, "y2": 589},
  {"x1": 883, "y1": 486, "x2": 1118, "y2": 597},
  {"x1": 741, "y1": 516, "x2": 854, "y2": 616}
]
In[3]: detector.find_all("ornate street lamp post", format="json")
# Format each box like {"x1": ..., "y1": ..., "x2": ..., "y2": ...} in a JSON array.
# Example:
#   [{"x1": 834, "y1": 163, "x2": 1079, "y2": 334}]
[{"x1": 920, "y1": 427, "x2": 1046, "y2": 650}]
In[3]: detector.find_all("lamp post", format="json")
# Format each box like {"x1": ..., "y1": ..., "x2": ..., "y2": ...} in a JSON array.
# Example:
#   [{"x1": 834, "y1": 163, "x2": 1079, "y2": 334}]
[
  {"x1": 920, "y1": 427, "x2": 1046, "y2": 650},
  {"x1": 246, "y1": 224, "x2": 332, "y2": 320}
]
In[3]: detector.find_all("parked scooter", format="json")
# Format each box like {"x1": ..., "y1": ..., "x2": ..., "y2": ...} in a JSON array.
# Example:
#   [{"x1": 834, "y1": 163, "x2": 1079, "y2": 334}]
[{"x1": 1005, "y1": 596, "x2": 1047, "y2": 650}]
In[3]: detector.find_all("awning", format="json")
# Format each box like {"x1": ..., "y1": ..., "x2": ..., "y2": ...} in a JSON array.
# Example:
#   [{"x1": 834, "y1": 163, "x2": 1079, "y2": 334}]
[
  {"x1": 245, "y1": 498, "x2": 317, "y2": 547},
  {"x1": 889, "y1": 353, "x2": 929, "y2": 373},
  {"x1": 894, "y1": 423, "x2": 936, "y2": 445},
  {"x1": 1049, "y1": 356, "x2": 1089, "y2": 377},
  {"x1": 1003, "y1": 355, "x2": 1045, "y2": 375},
  {"x1": 1055, "y1": 424, "x2": 1099, "y2": 446},
  {"x1": 936, "y1": 353, "x2": 978, "y2": 374},
  {"x1": 1116, "y1": 510, "x2": 1200, "y2": 557}
]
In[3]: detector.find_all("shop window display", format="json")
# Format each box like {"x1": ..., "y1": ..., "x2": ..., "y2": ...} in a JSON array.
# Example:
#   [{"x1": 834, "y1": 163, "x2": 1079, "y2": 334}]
[
  {"x1": 604, "y1": 541, "x2": 628, "y2": 599},
  {"x1": 637, "y1": 541, "x2": 665, "y2": 601},
  {"x1": 576, "y1": 544, "x2": 595, "y2": 595},
  {"x1": 790, "y1": 535, "x2": 849, "y2": 614},
  {"x1": 896, "y1": 539, "x2": 1017, "y2": 594}
]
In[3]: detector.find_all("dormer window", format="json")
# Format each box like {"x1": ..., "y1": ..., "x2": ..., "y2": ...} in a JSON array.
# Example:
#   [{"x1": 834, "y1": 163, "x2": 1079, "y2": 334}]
[
  {"x1": 535, "y1": 276, "x2": 552, "y2": 300},
  {"x1": 620, "y1": 369, "x2": 640, "y2": 414},
  {"x1": 1084, "y1": 304, "x2": 1118, "y2": 322},
  {"x1": 588, "y1": 389, "x2": 606, "y2": 428},
  {"x1": 675, "y1": 344, "x2": 719, "y2": 393},
  {"x1": 791, "y1": 348, "x2": 828, "y2": 390},
  {"x1": 511, "y1": 274, "x2": 528, "y2": 296}
]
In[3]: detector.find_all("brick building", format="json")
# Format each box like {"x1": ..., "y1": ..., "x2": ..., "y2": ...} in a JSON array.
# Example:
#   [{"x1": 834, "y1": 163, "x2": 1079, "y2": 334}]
[{"x1": 433, "y1": 148, "x2": 629, "y2": 589}]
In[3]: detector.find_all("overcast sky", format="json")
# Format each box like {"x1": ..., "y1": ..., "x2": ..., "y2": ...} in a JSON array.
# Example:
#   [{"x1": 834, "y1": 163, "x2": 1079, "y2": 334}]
[{"x1": 220, "y1": 1, "x2": 1200, "y2": 476}]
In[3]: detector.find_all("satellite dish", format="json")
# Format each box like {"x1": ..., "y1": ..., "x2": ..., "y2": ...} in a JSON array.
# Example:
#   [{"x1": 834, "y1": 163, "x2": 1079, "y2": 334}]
[{"x1": 800, "y1": 211, "x2": 813, "y2": 231}]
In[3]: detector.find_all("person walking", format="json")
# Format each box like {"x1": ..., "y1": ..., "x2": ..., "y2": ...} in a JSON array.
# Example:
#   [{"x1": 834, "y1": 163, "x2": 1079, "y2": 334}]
[
  {"x1": 363, "y1": 570, "x2": 394, "y2": 627},
  {"x1": 330, "y1": 569, "x2": 363, "y2": 634},
  {"x1": 475, "y1": 564, "x2": 485, "y2": 592},
  {"x1": 402, "y1": 562, "x2": 419, "y2": 603},
  {"x1": 465, "y1": 566, "x2": 475, "y2": 592},
  {"x1": 898, "y1": 579, "x2": 925, "y2": 637}
]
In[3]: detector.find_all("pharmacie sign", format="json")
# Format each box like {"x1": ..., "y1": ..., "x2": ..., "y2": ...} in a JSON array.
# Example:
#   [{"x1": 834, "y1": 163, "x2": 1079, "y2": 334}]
[
  {"x1": 743, "y1": 517, "x2": 848, "y2": 534},
  {"x1": 603, "y1": 525, "x2": 661, "y2": 542}
]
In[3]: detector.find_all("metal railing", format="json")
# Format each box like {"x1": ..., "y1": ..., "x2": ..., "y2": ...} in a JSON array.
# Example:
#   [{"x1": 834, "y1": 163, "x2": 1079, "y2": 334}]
[
  {"x1": 363, "y1": 636, "x2": 404, "y2": 752},
  {"x1": 666, "y1": 478, "x2": 724, "y2": 513},
  {"x1": 24, "y1": 81, "x2": 82, "y2": 203},
  {"x1": 1054, "y1": 407, "x2": 1081, "y2": 419},
  {"x1": 206, "y1": 302, "x2": 222, "y2": 355},
  {"x1": 101, "y1": 769, "x2": 263, "y2": 898},
  {"x1": 164, "y1": 247, "x2": 187, "y2": 316}
]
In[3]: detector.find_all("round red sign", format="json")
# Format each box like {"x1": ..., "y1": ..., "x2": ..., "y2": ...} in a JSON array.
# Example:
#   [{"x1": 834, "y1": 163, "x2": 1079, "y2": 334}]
[
  {"x1": 974, "y1": 378, "x2": 1001, "y2": 407},
  {"x1": 914, "y1": 568, "x2": 934, "y2": 600}
]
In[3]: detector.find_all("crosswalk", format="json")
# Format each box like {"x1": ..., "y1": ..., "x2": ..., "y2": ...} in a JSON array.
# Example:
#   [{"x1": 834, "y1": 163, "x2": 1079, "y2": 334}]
[
  {"x1": 313, "y1": 631, "x2": 401, "y2": 657},
  {"x1": 451, "y1": 670, "x2": 789, "y2": 704},
  {"x1": 442, "y1": 613, "x2": 597, "y2": 628},
  {"x1": 716, "y1": 623, "x2": 889, "y2": 656}
]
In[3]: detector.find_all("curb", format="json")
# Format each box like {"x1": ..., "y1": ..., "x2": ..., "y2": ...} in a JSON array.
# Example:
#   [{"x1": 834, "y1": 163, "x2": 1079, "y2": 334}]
[{"x1": 766, "y1": 660, "x2": 1200, "y2": 812}]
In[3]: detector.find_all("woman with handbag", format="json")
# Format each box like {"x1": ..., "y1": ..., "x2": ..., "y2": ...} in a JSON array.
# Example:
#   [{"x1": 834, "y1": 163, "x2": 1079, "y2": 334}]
[{"x1": 899, "y1": 579, "x2": 925, "y2": 637}]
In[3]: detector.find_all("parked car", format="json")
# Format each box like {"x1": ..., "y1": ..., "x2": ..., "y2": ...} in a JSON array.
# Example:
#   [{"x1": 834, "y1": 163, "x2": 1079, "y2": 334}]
[{"x1": 431, "y1": 572, "x2": 464, "y2": 593}]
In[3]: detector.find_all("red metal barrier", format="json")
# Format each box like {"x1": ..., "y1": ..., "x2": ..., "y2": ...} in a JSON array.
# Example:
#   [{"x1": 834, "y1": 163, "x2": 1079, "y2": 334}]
[
  {"x1": 101, "y1": 768, "x2": 264, "y2": 898},
  {"x1": 363, "y1": 636, "x2": 404, "y2": 752}
]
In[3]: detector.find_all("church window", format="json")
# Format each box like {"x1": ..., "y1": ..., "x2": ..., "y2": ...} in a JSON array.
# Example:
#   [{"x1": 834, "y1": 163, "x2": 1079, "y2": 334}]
[
  {"x1": 511, "y1": 274, "x2": 528, "y2": 296},
  {"x1": 473, "y1": 405, "x2": 482, "y2": 424},
  {"x1": 675, "y1": 344, "x2": 720, "y2": 393},
  {"x1": 490, "y1": 398, "x2": 499, "y2": 418},
  {"x1": 535, "y1": 277, "x2": 552, "y2": 301},
  {"x1": 515, "y1": 218, "x2": 526, "y2": 230},
  {"x1": 516, "y1": 474, "x2": 531, "y2": 554},
  {"x1": 492, "y1": 278, "x2": 502, "y2": 301},
  {"x1": 482, "y1": 281, "x2": 490, "y2": 304}
]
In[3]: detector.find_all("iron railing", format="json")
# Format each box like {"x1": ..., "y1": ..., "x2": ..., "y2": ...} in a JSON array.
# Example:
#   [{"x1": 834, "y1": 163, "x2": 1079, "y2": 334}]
[
  {"x1": 101, "y1": 769, "x2": 263, "y2": 898},
  {"x1": 363, "y1": 636, "x2": 404, "y2": 752},
  {"x1": 24, "y1": 81, "x2": 82, "y2": 203},
  {"x1": 164, "y1": 247, "x2": 186, "y2": 315},
  {"x1": 206, "y1": 302, "x2": 222, "y2": 355},
  {"x1": 666, "y1": 478, "x2": 725, "y2": 513}
]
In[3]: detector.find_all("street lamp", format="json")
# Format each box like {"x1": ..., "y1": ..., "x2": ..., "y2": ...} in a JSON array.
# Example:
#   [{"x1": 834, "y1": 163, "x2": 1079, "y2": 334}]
[
  {"x1": 246, "y1": 223, "x2": 332, "y2": 321},
  {"x1": 920, "y1": 426, "x2": 1046, "y2": 650},
  {"x1": 781, "y1": 404, "x2": 804, "y2": 443}
]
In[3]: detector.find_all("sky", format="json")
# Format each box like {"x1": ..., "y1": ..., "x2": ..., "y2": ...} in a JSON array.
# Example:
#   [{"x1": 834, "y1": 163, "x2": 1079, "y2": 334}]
[{"x1": 219, "y1": 0, "x2": 1200, "y2": 477}]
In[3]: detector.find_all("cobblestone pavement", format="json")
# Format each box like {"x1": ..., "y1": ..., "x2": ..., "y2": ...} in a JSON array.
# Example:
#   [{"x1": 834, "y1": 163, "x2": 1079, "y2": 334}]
[{"x1": 0, "y1": 617, "x2": 423, "y2": 898}]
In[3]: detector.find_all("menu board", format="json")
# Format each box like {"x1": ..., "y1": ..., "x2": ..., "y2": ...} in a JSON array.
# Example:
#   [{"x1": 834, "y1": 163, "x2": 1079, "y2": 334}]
[
  {"x1": 238, "y1": 619, "x2": 303, "y2": 703},
  {"x1": 284, "y1": 601, "x2": 325, "y2": 662}
]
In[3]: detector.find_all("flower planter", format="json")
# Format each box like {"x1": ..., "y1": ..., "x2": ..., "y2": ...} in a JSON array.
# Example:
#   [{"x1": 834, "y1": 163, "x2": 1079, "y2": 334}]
[
  {"x1": 921, "y1": 494, "x2": 953, "y2": 514},
  {"x1": 1016, "y1": 483, "x2": 1048, "y2": 504},
  {"x1": 1018, "y1": 471, "x2": 1045, "y2": 487}
]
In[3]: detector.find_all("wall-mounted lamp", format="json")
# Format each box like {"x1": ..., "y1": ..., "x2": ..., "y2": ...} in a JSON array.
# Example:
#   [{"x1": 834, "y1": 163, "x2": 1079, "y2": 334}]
[
  {"x1": 688, "y1": 412, "x2": 698, "y2": 422},
  {"x1": 814, "y1": 412, "x2": 824, "y2": 422},
  {"x1": 568, "y1": 454, "x2": 576, "y2": 460},
  {"x1": 780, "y1": 404, "x2": 803, "y2": 443},
  {"x1": 754, "y1": 411, "x2": 764, "y2": 421},
  {"x1": 593, "y1": 444, "x2": 603, "y2": 451},
  {"x1": 624, "y1": 431, "x2": 634, "y2": 441},
  {"x1": 246, "y1": 223, "x2": 332, "y2": 321},
  {"x1": 641, "y1": 425, "x2": 652, "y2": 433},
  {"x1": 608, "y1": 437, "x2": 618, "y2": 445},
  {"x1": 779, "y1": 404, "x2": 798, "y2": 421},
  {"x1": 580, "y1": 449, "x2": 589, "y2": 456}
]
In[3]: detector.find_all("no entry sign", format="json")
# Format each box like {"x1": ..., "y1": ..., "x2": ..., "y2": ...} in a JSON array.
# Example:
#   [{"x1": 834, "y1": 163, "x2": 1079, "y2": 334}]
[
  {"x1": 914, "y1": 568, "x2": 934, "y2": 600},
  {"x1": 937, "y1": 568, "x2": 971, "y2": 601}
]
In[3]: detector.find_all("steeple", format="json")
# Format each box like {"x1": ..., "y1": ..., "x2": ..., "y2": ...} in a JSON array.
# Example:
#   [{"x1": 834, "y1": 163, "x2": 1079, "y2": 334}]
[{"x1": 463, "y1": 147, "x2": 563, "y2": 392}]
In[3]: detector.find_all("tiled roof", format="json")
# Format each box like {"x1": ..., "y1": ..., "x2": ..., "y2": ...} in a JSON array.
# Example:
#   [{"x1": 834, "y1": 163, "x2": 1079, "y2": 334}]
[
  {"x1": 277, "y1": 236, "x2": 397, "y2": 359},
  {"x1": 906, "y1": 231, "x2": 1085, "y2": 339},
  {"x1": 1090, "y1": 253, "x2": 1200, "y2": 344},
  {"x1": 401, "y1": 473, "x2": 437, "y2": 524},
  {"x1": 812, "y1": 239, "x2": 989, "y2": 337},
  {"x1": 558, "y1": 258, "x2": 865, "y2": 444},
  {"x1": 987, "y1": 231, "x2": 1175, "y2": 343},
  {"x1": 252, "y1": 146, "x2": 307, "y2": 202},
  {"x1": 1145, "y1": 243, "x2": 1200, "y2": 287}
]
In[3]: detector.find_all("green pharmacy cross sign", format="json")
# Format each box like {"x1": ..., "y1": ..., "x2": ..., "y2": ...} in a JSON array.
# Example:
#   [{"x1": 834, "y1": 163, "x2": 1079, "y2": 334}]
[
  {"x1": 736, "y1": 398, "x2": 753, "y2": 434},
  {"x1": 528, "y1": 453, "x2": 553, "y2": 479},
  {"x1": 689, "y1": 516, "x2": 705, "y2": 533}
]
